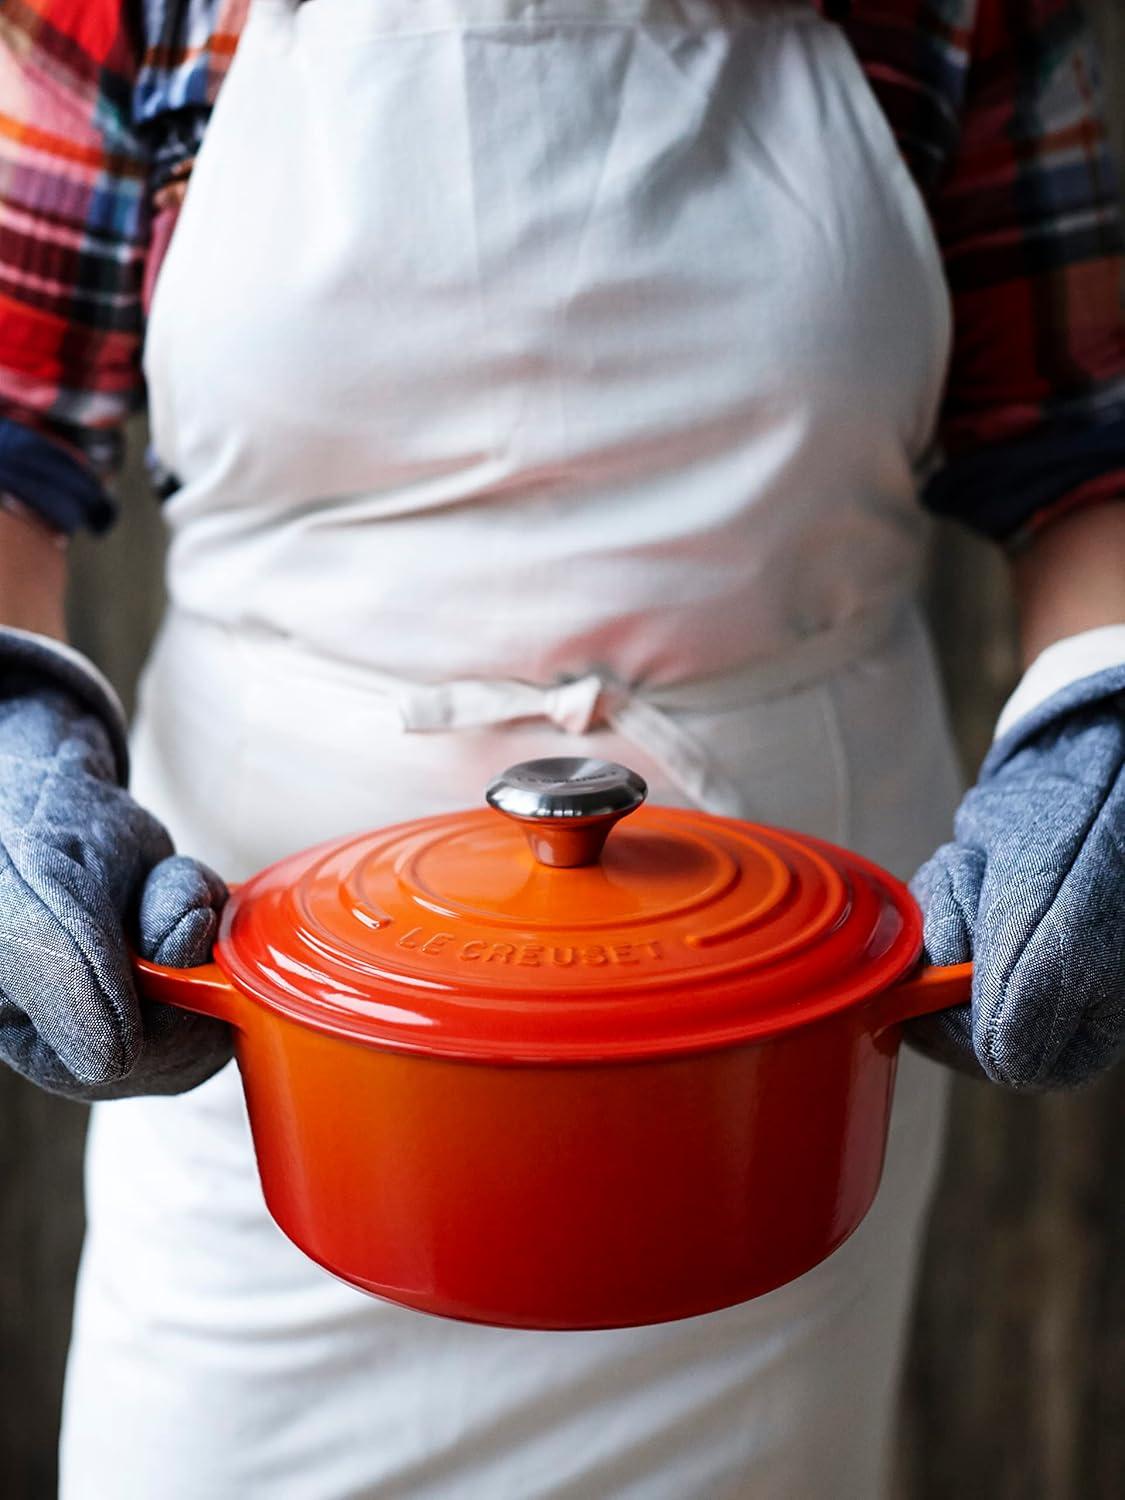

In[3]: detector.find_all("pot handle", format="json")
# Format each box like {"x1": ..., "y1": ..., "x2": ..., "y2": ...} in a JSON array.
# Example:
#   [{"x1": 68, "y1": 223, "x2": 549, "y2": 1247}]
[
  {"x1": 130, "y1": 879, "x2": 244, "y2": 1026},
  {"x1": 131, "y1": 954, "x2": 244, "y2": 1028},
  {"x1": 872, "y1": 960, "x2": 974, "y2": 1035}
]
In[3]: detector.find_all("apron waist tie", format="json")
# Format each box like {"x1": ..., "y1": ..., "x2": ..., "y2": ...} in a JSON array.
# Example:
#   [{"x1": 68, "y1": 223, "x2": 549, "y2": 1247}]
[
  {"x1": 383, "y1": 598, "x2": 912, "y2": 817},
  {"x1": 396, "y1": 670, "x2": 740, "y2": 814},
  {"x1": 177, "y1": 598, "x2": 911, "y2": 818}
]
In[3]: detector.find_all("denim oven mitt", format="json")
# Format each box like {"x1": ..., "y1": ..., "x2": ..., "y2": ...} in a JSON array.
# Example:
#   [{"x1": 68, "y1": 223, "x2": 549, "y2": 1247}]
[
  {"x1": 0, "y1": 628, "x2": 232, "y2": 1100},
  {"x1": 910, "y1": 663, "x2": 1125, "y2": 1089}
]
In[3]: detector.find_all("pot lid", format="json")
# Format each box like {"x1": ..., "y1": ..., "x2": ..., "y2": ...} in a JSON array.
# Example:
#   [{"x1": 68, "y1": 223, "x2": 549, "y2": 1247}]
[{"x1": 216, "y1": 758, "x2": 923, "y2": 1062}]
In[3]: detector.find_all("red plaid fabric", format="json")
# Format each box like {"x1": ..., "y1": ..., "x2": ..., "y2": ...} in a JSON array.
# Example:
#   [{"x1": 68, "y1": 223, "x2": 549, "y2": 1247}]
[{"x1": 0, "y1": 0, "x2": 1122, "y2": 540}]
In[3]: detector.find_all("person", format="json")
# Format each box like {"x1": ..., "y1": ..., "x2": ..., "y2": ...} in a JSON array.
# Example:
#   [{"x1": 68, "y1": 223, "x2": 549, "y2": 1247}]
[{"x1": 0, "y1": 0, "x2": 1122, "y2": 1494}]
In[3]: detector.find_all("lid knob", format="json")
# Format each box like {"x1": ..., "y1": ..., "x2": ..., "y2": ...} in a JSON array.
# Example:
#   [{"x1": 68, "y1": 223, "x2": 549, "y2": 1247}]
[{"x1": 485, "y1": 757, "x2": 648, "y2": 868}]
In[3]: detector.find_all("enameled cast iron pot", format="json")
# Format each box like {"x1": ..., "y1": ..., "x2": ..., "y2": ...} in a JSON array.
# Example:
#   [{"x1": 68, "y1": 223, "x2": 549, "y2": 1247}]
[{"x1": 133, "y1": 758, "x2": 972, "y2": 1331}]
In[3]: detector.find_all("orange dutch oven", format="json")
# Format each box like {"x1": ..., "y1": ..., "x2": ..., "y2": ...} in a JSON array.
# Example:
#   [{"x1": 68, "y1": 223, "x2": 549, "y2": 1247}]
[{"x1": 133, "y1": 757, "x2": 972, "y2": 1331}]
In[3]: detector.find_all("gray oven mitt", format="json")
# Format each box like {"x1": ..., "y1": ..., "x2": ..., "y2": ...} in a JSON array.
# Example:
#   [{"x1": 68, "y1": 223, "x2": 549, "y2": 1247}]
[
  {"x1": 910, "y1": 663, "x2": 1125, "y2": 1090},
  {"x1": 0, "y1": 628, "x2": 232, "y2": 1100}
]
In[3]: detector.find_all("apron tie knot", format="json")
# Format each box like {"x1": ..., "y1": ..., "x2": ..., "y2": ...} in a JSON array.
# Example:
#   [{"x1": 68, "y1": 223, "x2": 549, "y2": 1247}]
[
  {"x1": 392, "y1": 671, "x2": 609, "y2": 737},
  {"x1": 389, "y1": 668, "x2": 745, "y2": 817},
  {"x1": 543, "y1": 674, "x2": 608, "y2": 735}
]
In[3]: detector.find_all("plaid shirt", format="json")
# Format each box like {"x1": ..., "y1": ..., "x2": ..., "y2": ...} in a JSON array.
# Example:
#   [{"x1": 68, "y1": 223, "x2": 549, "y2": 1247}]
[{"x1": 0, "y1": 0, "x2": 1123, "y2": 541}]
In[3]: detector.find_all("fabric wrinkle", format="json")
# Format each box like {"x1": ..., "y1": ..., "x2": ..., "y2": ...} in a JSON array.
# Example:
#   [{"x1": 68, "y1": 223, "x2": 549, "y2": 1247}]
[
  {"x1": 813, "y1": 678, "x2": 852, "y2": 848},
  {"x1": 641, "y1": 25, "x2": 833, "y2": 248},
  {"x1": 455, "y1": 30, "x2": 501, "y2": 470}
]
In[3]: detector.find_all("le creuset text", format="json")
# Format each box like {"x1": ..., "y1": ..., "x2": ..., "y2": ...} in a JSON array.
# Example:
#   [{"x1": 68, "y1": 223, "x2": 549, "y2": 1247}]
[{"x1": 396, "y1": 927, "x2": 666, "y2": 967}]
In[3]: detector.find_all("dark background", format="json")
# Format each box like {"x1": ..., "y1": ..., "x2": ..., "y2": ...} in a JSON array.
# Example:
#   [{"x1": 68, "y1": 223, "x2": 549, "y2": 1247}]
[{"x1": 1, "y1": 9, "x2": 1123, "y2": 1495}]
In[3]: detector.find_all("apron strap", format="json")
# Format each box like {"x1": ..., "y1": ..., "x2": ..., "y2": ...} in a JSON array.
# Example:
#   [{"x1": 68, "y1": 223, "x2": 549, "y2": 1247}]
[
  {"x1": 386, "y1": 599, "x2": 911, "y2": 817},
  {"x1": 393, "y1": 669, "x2": 744, "y2": 815}
]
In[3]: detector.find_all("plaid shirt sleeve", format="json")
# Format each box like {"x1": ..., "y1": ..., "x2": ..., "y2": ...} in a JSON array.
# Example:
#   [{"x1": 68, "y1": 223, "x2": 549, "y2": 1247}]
[
  {"x1": 0, "y1": 0, "x2": 153, "y2": 531},
  {"x1": 0, "y1": 0, "x2": 1123, "y2": 544},
  {"x1": 920, "y1": 0, "x2": 1125, "y2": 543},
  {"x1": 0, "y1": 0, "x2": 242, "y2": 533}
]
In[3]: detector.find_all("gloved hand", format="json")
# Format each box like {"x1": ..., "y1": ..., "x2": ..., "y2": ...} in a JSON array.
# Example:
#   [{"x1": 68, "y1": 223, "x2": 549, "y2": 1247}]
[
  {"x1": 0, "y1": 628, "x2": 232, "y2": 1100},
  {"x1": 909, "y1": 663, "x2": 1125, "y2": 1090}
]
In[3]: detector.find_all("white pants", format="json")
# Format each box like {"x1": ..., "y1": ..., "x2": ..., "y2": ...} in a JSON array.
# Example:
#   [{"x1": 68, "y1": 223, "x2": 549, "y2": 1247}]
[{"x1": 61, "y1": 607, "x2": 958, "y2": 1499}]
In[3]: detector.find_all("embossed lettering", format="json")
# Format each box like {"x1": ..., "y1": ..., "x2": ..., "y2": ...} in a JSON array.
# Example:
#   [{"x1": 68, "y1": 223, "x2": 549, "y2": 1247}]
[
  {"x1": 398, "y1": 927, "x2": 426, "y2": 950},
  {"x1": 432, "y1": 936, "x2": 669, "y2": 965}
]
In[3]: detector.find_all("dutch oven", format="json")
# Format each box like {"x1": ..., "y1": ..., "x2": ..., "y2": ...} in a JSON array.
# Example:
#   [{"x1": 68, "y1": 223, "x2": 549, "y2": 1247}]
[{"x1": 133, "y1": 757, "x2": 972, "y2": 1330}]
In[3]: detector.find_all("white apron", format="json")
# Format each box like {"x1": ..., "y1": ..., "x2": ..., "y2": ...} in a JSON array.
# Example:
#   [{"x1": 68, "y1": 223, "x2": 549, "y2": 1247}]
[{"x1": 62, "y1": 2, "x2": 963, "y2": 1495}]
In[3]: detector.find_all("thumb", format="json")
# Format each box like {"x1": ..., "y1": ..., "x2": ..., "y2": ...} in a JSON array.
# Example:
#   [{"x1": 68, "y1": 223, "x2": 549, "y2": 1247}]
[{"x1": 136, "y1": 855, "x2": 228, "y2": 968}]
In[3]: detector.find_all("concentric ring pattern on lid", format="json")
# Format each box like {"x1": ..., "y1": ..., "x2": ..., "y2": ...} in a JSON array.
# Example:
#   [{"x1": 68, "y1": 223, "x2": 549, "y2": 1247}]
[{"x1": 215, "y1": 760, "x2": 923, "y2": 1062}]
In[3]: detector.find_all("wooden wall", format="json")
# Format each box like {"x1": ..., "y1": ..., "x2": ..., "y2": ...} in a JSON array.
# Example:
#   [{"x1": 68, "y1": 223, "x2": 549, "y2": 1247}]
[{"x1": 1, "y1": 10, "x2": 1122, "y2": 1496}]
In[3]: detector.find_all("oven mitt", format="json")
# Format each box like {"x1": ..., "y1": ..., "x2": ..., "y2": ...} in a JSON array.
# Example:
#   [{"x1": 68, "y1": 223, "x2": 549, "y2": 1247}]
[
  {"x1": 909, "y1": 663, "x2": 1125, "y2": 1090},
  {"x1": 0, "y1": 628, "x2": 232, "y2": 1100}
]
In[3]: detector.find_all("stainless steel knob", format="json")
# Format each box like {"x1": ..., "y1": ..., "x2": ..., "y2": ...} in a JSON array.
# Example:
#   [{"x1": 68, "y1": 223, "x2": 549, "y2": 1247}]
[{"x1": 485, "y1": 757, "x2": 648, "y2": 868}]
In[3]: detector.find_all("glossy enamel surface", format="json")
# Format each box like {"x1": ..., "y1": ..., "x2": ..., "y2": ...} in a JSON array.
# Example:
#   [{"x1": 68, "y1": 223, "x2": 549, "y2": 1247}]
[
  {"x1": 235, "y1": 1001, "x2": 901, "y2": 1329},
  {"x1": 213, "y1": 808, "x2": 926, "y2": 1062},
  {"x1": 134, "y1": 946, "x2": 970, "y2": 1328}
]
